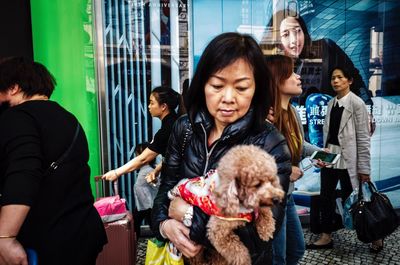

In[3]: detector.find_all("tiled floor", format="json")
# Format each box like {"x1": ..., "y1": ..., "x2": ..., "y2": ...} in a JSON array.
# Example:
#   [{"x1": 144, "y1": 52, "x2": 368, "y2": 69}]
[{"x1": 136, "y1": 226, "x2": 400, "y2": 265}]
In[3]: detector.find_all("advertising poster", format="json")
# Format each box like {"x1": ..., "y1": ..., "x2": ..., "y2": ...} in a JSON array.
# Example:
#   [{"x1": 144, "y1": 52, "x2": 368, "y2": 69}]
[{"x1": 192, "y1": 0, "x2": 400, "y2": 207}]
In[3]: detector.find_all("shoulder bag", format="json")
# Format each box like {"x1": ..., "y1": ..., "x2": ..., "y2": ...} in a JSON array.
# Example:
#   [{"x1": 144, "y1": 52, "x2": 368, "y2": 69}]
[
  {"x1": 46, "y1": 122, "x2": 80, "y2": 174},
  {"x1": 351, "y1": 181, "x2": 399, "y2": 243}
]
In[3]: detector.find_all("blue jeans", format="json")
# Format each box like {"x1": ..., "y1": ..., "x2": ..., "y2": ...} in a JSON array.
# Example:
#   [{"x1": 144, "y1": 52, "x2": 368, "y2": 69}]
[{"x1": 272, "y1": 195, "x2": 305, "y2": 265}]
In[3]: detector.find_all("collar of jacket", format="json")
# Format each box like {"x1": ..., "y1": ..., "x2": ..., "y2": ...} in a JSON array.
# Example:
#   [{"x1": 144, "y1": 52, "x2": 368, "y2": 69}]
[{"x1": 192, "y1": 107, "x2": 255, "y2": 143}]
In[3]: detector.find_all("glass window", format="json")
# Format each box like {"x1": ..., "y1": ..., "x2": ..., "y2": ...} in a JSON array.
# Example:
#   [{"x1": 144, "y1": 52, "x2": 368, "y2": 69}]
[
  {"x1": 95, "y1": 0, "x2": 400, "y2": 209},
  {"x1": 94, "y1": 0, "x2": 191, "y2": 209}
]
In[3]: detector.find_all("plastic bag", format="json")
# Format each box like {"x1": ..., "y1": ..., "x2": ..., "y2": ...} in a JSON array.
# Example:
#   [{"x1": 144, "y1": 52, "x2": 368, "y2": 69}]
[
  {"x1": 361, "y1": 182, "x2": 372, "y2": 202},
  {"x1": 339, "y1": 183, "x2": 373, "y2": 230},
  {"x1": 145, "y1": 238, "x2": 184, "y2": 265},
  {"x1": 94, "y1": 195, "x2": 127, "y2": 223},
  {"x1": 342, "y1": 189, "x2": 358, "y2": 229}
]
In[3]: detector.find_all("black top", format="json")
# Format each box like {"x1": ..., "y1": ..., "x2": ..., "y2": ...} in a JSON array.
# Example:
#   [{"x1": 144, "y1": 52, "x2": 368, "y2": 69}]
[
  {"x1": 327, "y1": 102, "x2": 344, "y2": 146},
  {"x1": 148, "y1": 112, "x2": 178, "y2": 156},
  {"x1": 151, "y1": 110, "x2": 292, "y2": 265},
  {"x1": 0, "y1": 100, "x2": 107, "y2": 265}
]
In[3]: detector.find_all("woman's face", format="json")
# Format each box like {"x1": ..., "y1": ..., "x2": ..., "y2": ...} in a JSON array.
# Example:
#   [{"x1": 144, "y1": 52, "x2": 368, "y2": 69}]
[
  {"x1": 280, "y1": 17, "x2": 305, "y2": 58},
  {"x1": 148, "y1": 93, "x2": 165, "y2": 118},
  {"x1": 204, "y1": 58, "x2": 255, "y2": 129},
  {"x1": 280, "y1": 72, "x2": 302, "y2": 97},
  {"x1": 331, "y1": 69, "x2": 352, "y2": 96}
]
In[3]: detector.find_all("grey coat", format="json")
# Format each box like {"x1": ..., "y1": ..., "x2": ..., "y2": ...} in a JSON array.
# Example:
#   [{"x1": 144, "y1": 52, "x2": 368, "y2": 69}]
[{"x1": 323, "y1": 91, "x2": 371, "y2": 189}]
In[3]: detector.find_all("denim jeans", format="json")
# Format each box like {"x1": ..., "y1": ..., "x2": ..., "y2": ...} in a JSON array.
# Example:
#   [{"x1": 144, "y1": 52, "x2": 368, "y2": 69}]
[{"x1": 272, "y1": 195, "x2": 305, "y2": 265}]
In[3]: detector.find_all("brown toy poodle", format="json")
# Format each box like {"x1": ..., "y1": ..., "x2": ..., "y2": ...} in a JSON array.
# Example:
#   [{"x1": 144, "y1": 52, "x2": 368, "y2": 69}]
[{"x1": 170, "y1": 145, "x2": 285, "y2": 265}]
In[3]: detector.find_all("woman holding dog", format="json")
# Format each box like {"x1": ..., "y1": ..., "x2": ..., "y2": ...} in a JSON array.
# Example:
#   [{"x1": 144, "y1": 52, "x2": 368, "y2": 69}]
[
  {"x1": 265, "y1": 55, "x2": 321, "y2": 265},
  {"x1": 151, "y1": 32, "x2": 292, "y2": 264}
]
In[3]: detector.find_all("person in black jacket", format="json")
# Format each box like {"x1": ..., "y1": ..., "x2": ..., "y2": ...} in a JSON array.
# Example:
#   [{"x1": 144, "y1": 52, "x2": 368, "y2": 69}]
[
  {"x1": 0, "y1": 57, "x2": 107, "y2": 265},
  {"x1": 151, "y1": 32, "x2": 292, "y2": 265}
]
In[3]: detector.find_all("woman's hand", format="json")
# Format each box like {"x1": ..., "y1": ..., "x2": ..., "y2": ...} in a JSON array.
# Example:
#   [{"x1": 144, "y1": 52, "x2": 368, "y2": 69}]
[
  {"x1": 266, "y1": 107, "x2": 275, "y2": 123},
  {"x1": 0, "y1": 238, "x2": 28, "y2": 265},
  {"x1": 168, "y1": 197, "x2": 190, "y2": 222},
  {"x1": 102, "y1": 169, "x2": 119, "y2": 181},
  {"x1": 290, "y1": 166, "x2": 303, "y2": 182},
  {"x1": 312, "y1": 159, "x2": 328, "y2": 168},
  {"x1": 146, "y1": 163, "x2": 162, "y2": 184},
  {"x1": 359, "y1": 173, "x2": 371, "y2": 183},
  {"x1": 145, "y1": 170, "x2": 158, "y2": 184},
  {"x1": 312, "y1": 149, "x2": 332, "y2": 168},
  {"x1": 162, "y1": 219, "x2": 202, "y2": 258}
]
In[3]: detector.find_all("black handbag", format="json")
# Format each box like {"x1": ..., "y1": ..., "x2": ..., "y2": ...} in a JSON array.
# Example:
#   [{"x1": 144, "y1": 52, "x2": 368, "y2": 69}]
[{"x1": 351, "y1": 181, "x2": 399, "y2": 243}]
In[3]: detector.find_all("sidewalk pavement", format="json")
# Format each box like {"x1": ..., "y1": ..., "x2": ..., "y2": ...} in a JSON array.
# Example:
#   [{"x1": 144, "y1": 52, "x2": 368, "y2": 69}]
[{"x1": 136, "y1": 226, "x2": 400, "y2": 265}]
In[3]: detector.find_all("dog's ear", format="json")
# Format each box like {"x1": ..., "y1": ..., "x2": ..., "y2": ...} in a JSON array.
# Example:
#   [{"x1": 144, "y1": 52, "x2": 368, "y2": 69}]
[{"x1": 215, "y1": 179, "x2": 240, "y2": 216}]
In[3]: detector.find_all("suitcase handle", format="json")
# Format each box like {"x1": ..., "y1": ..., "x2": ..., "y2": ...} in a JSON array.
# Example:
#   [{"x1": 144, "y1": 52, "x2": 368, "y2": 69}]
[{"x1": 94, "y1": 176, "x2": 119, "y2": 198}]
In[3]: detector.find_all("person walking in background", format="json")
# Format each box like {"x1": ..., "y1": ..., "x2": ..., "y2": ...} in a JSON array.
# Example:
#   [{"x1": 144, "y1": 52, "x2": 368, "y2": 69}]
[
  {"x1": 0, "y1": 57, "x2": 107, "y2": 265},
  {"x1": 265, "y1": 54, "x2": 321, "y2": 265},
  {"x1": 133, "y1": 142, "x2": 158, "y2": 237},
  {"x1": 151, "y1": 32, "x2": 292, "y2": 264},
  {"x1": 102, "y1": 86, "x2": 182, "y2": 183},
  {"x1": 306, "y1": 66, "x2": 383, "y2": 252}
]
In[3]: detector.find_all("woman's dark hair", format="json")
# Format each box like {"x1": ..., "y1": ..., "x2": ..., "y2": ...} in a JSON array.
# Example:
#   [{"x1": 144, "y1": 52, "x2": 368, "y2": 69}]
[
  {"x1": 329, "y1": 65, "x2": 359, "y2": 94},
  {"x1": 0, "y1": 57, "x2": 56, "y2": 97},
  {"x1": 265, "y1": 54, "x2": 302, "y2": 164},
  {"x1": 134, "y1": 142, "x2": 156, "y2": 168},
  {"x1": 151, "y1": 86, "x2": 185, "y2": 116},
  {"x1": 183, "y1": 32, "x2": 273, "y2": 130},
  {"x1": 329, "y1": 65, "x2": 354, "y2": 81},
  {"x1": 291, "y1": 15, "x2": 312, "y2": 58}
]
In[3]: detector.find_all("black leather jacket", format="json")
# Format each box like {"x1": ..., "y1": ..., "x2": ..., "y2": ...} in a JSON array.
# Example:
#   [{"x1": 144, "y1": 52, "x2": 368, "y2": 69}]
[{"x1": 151, "y1": 108, "x2": 291, "y2": 265}]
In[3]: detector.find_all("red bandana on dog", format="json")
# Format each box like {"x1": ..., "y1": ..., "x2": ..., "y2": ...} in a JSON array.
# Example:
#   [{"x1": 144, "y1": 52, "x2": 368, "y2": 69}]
[{"x1": 169, "y1": 170, "x2": 253, "y2": 222}]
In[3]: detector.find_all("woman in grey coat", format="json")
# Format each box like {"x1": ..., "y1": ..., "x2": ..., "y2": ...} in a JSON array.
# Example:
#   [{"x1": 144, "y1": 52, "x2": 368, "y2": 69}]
[{"x1": 306, "y1": 66, "x2": 382, "y2": 252}]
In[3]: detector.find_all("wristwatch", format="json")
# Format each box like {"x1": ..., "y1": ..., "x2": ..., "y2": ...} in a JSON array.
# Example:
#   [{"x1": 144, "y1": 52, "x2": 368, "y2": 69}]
[{"x1": 182, "y1": 205, "x2": 193, "y2": 227}]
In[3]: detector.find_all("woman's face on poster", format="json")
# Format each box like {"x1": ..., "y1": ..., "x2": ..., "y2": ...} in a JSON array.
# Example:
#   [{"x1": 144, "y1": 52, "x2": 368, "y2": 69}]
[{"x1": 280, "y1": 17, "x2": 305, "y2": 58}]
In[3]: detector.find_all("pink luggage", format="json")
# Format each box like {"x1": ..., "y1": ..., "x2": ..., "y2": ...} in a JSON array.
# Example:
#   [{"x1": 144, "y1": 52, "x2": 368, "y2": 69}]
[{"x1": 94, "y1": 176, "x2": 137, "y2": 265}]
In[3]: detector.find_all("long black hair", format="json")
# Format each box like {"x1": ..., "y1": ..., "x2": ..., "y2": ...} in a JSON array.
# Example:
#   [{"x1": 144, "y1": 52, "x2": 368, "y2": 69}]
[{"x1": 183, "y1": 32, "x2": 273, "y2": 131}]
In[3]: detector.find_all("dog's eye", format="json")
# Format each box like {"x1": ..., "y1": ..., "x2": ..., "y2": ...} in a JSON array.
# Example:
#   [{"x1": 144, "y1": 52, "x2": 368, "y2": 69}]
[{"x1": 254, "y1": 183, "x2": 262, "y2": 188}]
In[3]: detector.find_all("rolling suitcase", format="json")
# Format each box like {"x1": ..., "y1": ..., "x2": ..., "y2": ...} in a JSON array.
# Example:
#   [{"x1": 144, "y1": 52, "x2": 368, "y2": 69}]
[{"x1": 94, "y1": 176, "x2": 137, "y2": 265}]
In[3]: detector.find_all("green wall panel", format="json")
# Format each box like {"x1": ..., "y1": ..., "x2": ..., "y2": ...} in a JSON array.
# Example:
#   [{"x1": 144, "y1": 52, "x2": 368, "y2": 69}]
[{"x1": 30, "y1": 0, "x2": 100, "y2": 193}]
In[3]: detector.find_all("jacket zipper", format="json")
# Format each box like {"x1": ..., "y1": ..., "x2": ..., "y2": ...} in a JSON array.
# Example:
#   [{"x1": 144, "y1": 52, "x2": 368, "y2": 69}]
[{"x1": 201, "y1": 124, "x2": 219, "y2": 175}]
